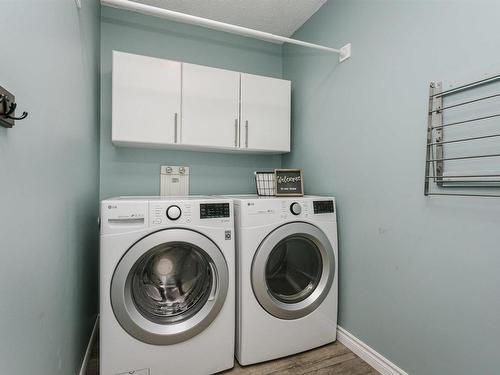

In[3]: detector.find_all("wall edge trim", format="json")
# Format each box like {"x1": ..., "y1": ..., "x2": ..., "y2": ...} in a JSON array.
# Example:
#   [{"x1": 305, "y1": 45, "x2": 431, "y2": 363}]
[
  {"x1": 78, "y1": 315, "x2": 99, "y2": 375},
  {"x1": 337, "y1": 326, "x2": 409, "y2": 375}
]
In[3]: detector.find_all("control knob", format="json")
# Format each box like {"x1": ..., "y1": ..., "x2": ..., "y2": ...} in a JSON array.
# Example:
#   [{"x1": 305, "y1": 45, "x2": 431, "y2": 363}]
[
  {"x1": 166, "y1": 205, "x2": 182, "y2": 220},
  {"x1": 290, "y1": 202, "x2": 302, "y2": 216}
]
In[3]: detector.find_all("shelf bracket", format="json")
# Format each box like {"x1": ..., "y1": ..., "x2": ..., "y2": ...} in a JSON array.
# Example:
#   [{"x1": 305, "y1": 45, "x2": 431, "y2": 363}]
[{"x1": 339, "y1": 43, "x2": 352, "y2": 62}]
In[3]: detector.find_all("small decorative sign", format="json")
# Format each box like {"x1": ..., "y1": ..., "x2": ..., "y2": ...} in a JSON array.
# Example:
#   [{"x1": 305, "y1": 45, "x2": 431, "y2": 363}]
[{"x1": 275, "y1": 169, "x2": 304, "y2": 196}]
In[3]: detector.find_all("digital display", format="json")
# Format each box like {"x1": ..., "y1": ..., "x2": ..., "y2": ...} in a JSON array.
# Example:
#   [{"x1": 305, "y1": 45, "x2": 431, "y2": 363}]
[
  {"x1": 200, "y1": 203, "x2": 230, "y2": 219},
  {"x1": 313, "y1": 200, "x2": 334, "y2": 214}
]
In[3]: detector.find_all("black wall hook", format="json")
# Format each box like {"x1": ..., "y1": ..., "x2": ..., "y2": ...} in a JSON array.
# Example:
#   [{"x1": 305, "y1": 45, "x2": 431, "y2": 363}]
[
  {"x1": 0, "y1": 86, "x2": 29, "y2": 128},
  {"x1": 5, "y1": 102, "x2": 16, "y2": 116},
  {"x1": 7, "y1": 111, "x2": 28, "y2": 121}
]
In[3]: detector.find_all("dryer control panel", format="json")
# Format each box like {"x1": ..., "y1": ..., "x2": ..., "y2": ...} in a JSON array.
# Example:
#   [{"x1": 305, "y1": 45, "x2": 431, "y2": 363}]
[
  {"x1": 233, "y1": 196, "x2": 336, "y2": 227},
  {"x1": 313, "y1": 200, "x2": 335, "y2": 214}
]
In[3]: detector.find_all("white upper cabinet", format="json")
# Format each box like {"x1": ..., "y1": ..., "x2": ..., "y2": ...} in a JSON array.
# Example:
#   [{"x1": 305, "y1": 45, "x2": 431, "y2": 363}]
[
  {"x1": 240, "y1": 73, "x2": 291, "y2": 153},
  {"x1": 112, "y1": 51, "x2": 181, "y2": 146},
  {"x1": 111, "y1": 51, "x2": 291, "y2": 153},
  {"x1": 181, "y1": 63, "x2": 240, "y2": 149}
]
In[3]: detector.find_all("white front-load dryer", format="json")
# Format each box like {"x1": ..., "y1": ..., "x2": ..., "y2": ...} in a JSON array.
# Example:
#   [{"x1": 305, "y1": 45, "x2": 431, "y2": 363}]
[
  {"x1": 100, "y1": 197, "x2": 235, "y2": 375},
  {"x1": 229, "y1": 195, "x2": 338, "y2": 365}
]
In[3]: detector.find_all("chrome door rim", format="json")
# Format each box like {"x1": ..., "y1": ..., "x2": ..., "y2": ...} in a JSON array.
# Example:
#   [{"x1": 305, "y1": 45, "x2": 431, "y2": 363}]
[
  {"x1": 251, "y1": 222, "x2": 335, "y2": 320},
  {"x1": 111, "y1": 228, "x2": 228, "y2": 345}
]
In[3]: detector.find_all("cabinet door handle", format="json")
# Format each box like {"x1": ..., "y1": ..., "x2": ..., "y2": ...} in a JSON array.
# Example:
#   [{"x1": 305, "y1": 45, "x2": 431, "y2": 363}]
[
  {"x1": 245, "y1": 120, "x2": 249, "y2": 148},
  {"x1": 234, "y1": 119, "x2": 238, "y2": 147},
  {"x1": 174, "y1": 112, "x2": 178, "y2": 143}
]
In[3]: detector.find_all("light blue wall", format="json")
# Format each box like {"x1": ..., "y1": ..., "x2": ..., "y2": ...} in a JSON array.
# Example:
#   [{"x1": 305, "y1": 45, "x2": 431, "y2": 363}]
[
  {"x1": 283, "y1": 1, "x2": 500, "y2": 374},
  {"x1": 100, "y1": 7, "x2": 283, "y2": 199},
  {"x1": 0, "y1": 1, "x2": 100, "y2": 375}
]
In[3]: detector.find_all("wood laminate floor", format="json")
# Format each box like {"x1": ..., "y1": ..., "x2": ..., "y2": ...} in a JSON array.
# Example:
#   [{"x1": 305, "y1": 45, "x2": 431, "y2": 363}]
[{"x1": 87, "y1": 336, "x2": 379, "y2": 375}]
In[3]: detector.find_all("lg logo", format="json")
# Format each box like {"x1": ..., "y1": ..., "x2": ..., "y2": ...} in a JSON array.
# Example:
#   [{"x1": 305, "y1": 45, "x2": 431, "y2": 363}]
[{"x1": 108, "y1": 205, "x2": 117, "y2": 209}]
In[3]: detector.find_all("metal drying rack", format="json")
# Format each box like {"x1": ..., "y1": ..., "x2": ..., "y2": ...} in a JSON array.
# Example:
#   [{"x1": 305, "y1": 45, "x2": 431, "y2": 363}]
[{"x1": 425, "y1": 73, "x2": 500, "y2": 198}]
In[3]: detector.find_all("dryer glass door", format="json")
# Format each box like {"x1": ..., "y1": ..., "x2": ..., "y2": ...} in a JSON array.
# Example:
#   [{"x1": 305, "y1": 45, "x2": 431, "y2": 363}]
[
  {"x1": 265, "y1": 236, "x2": 322, "y2": 304},
  {"x1": 111, "y1": 228, "x2": 228, "y2": 345},
  {"x1": 252, "y1": 222, "x2": 335, "y2": 320}
]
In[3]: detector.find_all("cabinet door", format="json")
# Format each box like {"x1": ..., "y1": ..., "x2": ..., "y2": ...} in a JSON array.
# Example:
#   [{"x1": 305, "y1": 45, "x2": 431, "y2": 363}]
[
  {"x1": 182, "y1": 63, "x2": 240, "y2": 149},
  {"x1": 112, "y1": 51, "x2": 181, "y2": 146},
  {"x1": 240, "y1": 73, "x2": 291, "y2": 152}
]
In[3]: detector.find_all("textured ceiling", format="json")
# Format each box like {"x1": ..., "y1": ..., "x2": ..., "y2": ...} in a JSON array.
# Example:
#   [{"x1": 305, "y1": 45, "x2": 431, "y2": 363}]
[{"x1": 130, "y1": 0, "x2": 327, "y2": 37}]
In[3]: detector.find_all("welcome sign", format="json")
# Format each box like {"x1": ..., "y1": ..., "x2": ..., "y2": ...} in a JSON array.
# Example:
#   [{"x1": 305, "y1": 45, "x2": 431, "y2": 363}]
[{"x1": 275, "y1": 169, "x2": 304, "y2": 196}]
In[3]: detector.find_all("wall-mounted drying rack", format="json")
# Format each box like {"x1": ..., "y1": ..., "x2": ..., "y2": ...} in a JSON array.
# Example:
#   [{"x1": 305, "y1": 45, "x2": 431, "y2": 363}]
[
  {"x1": 425, "y1": 73, "x2": 500, "y2": 198},
  {"x1": 100, "y1": 0, "x2": 352, "y2": 62},
  {"x1": 0, "y1": 86, "x2": 28, "y2": 128}
]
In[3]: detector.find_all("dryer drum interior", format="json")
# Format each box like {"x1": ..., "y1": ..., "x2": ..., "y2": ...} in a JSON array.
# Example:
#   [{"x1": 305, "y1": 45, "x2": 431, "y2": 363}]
[{"x1": 265, "y1": 236, "x2": 323, "y2": 304}]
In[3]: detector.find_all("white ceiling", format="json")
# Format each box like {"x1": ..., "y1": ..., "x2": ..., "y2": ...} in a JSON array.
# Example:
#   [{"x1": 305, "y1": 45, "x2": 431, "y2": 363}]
[{"x1": 130, "y1": 0, "x2": 327, "y2": 37}]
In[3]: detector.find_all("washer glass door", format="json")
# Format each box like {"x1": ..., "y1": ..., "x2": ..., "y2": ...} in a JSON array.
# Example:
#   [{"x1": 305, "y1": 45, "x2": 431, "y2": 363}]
[
  {"x1": 252, "y1": 222, "x2": 335, "y2": 320},
  {"x1": 132, "y1": 242, "x2": 213, "y2": 324},
  {"x1": 111, "y1": 228, "x2": 228, "y2": 345}
]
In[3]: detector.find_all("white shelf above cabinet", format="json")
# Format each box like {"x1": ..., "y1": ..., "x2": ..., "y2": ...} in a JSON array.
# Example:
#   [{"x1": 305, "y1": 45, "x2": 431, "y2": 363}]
[
  {"x1": 111, "y1": 51, "x2": 291, "y2": 154},
  {"x1": 101, "y1": 0, "x2": 352, "y2": 62}
]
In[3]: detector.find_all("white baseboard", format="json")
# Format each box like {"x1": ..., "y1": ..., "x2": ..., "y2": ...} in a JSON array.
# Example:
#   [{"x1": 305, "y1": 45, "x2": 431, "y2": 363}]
[
  {"x1": 337, "y1": 326, "x2": 409, "y2": 375},
  {"x1": 79, "y1": 315, "x2": 99, "y2": 375}
]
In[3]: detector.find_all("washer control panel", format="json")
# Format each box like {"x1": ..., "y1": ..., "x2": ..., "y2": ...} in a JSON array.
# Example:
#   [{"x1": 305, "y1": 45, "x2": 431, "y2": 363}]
[
  {"x1": 200, "y1": 203, "x2": 230, "y2": 219},
  {"x1": 152, "y1": 202, "x2": 193, "y2": 226},
  {"x1": 101, "y1": 198, "x2": 233, "y2": 233},
  {"x1": 150, "y1": 200, "x2": 232, "y2": 227}
]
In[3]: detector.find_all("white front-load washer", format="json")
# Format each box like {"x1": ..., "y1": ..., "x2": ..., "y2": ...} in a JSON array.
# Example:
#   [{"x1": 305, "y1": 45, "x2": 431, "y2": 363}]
[
  {"x1": 100, "y1": 196, "x2": 235, "y2": 375},
  {"x1": 229, "y1": 195, "x2": 338, "y2": 365}
]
